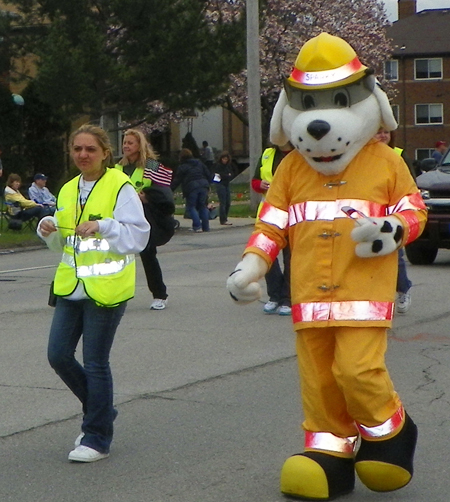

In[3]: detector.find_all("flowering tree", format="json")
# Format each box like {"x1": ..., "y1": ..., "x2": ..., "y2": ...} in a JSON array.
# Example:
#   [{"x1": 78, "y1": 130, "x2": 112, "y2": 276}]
[{"x1": 209, "y1": 0, "x2": 393, "y2": 139}]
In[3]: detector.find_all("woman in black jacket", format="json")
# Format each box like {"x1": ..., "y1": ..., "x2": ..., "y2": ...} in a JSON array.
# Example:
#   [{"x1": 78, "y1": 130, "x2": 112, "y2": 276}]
[
  {"x1": 171, "y1": 148, "x2": 211, "y2": 232},
  {"x1": 213, "y1": 151, "x2": 236, "y2": 225}
]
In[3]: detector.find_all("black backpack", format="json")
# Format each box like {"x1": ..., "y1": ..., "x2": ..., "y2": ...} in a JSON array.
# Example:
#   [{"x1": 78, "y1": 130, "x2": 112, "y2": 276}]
[{"x1": 142, "y1": 185, "x2": 176, "y2": 247}]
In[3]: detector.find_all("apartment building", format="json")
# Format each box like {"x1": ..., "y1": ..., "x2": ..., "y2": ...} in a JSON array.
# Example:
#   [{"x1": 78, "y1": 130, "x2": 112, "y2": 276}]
[{"x1": 386, "y1": 0, "x2": 450, "y2": 160}]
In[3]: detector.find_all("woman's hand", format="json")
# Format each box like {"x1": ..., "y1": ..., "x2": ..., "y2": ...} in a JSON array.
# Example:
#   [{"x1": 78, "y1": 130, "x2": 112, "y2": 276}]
[
  {"x1": 39, "y1": 219, "x2": 57, "y2": 237},
  {"x1": 138, "y1": 191, "x2": 148, "y2": 204},
  {"x1": 260, "y1": 180, "x2": 270, "y2": 191},
  {"x1": 75, "y1": 221, "x2": 99, "y2": 237}
]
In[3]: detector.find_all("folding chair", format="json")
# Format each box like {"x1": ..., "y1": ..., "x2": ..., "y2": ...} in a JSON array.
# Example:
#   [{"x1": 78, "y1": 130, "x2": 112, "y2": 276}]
[{"x1": 2, "y1": 199, "x2": 38, "y2": 232}]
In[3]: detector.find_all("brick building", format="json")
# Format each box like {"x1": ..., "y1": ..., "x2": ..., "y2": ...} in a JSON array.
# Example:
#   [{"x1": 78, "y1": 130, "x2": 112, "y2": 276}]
[{"x1": 386, "y1": 0, "x2": 450, "y2": 161}]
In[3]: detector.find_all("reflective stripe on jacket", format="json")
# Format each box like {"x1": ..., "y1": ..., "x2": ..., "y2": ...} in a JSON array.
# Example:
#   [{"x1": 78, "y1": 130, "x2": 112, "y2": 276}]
[{"x1": 54, "y1": 168, "x2": 136, "y2": 306}]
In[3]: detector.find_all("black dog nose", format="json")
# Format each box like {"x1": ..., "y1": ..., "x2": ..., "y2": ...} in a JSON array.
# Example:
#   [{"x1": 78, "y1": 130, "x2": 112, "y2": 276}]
[{"x1": 307, "y1": 120, "x2": 331, "y2": 140}]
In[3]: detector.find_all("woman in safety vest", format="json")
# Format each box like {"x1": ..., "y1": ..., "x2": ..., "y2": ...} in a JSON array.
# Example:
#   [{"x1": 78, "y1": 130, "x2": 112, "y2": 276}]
[
  {"x1": 374, "y1": 127, "x2": 414, "y2": 314},
  {"x1": 116, "y1": 129, "x2": 174, "y2": 311},
  {"x1": 37, "y1": 125, "x2": 150, "y2": 463},
  {"x1": 252, "y1": 143, "x2": 293, "y2": 316}
]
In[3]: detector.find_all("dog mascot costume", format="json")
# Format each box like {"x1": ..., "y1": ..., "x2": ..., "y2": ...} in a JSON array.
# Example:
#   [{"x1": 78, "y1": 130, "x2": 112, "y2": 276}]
[{"x1": 227, "y1": 33, "x2": 427, "y2": 500}]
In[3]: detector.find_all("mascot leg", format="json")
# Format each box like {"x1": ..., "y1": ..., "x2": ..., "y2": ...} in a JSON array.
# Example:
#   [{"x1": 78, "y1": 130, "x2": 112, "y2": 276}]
[
  {"x1": 280, "y1": 432, "x2": 357, "y2": 500},
  {"x1": 284, "y1": 328, "x2": 359, "y2": 500},
  {"x1": 355, "y1": 407, "x2": 417, "y2": 492}
]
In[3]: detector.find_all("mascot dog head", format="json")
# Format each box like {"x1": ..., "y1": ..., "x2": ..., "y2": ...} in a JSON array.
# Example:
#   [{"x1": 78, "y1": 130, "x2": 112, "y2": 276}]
[{"x1": 270, "y1": 33, "x2": 397, "y2": 176}]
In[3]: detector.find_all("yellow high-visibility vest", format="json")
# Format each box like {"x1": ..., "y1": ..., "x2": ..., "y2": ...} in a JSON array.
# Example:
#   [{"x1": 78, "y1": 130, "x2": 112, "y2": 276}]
[
  {"x1": 54, "y1": 168, "x2": 135, "y2": 307},
  {"x1": 257, "y1": 148, "x2": 277, "y2": 217}
]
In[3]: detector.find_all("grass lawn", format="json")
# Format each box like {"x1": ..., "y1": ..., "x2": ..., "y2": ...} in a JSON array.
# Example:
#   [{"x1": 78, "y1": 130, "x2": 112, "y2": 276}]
[
  {"x1": 0, "y1": 226, "x2": 43, "y2": 249},
  {"x1": 174, "y1": 182, "x2": 256, "y2": 218}
]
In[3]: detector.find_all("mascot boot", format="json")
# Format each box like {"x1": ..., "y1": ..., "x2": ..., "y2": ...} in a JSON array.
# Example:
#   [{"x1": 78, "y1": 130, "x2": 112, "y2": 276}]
[
  {"x1": 280, "y1": 432, "x2": 357, "y2": 500},
  {"x1": 355, "y1": 407, "x2": 417, "y2": 492}
]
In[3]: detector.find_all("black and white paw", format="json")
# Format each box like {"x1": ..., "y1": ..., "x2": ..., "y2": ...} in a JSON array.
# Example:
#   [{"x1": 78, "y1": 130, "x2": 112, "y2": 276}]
[{"x1": 351, "y1": 216, "x2": 403, "y2": 258}]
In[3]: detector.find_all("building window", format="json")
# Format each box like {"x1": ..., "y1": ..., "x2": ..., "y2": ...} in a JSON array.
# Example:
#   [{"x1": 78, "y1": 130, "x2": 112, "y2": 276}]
[
  {"x1": 391, "y1": 104, "x2": 399, "y2": 124},
  {"x1": 384, "y1": 60, "x2": 398, "y2": 81},
  {"x1": 415, "y1": 58, "x2": 442, "y2": 79},
  {"x1": 415, "y1": 104, "x2": 443, "y2": 124},
  {"x1": 416, "y1": 149, "x2": 434, "y2": 161}
]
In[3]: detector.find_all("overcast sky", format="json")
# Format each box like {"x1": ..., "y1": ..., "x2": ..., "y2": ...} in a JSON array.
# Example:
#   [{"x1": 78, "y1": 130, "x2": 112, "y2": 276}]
[{"x1": 384, "y1": 0, "x2": 450, "y2": 21}]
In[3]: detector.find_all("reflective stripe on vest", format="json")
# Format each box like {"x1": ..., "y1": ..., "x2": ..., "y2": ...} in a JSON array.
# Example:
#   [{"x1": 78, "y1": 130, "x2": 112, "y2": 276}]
[
  {"x1": 356, "y1": 406, "x2": 404, "y2": 439},
  {"x1": 305, "y1": 431, "x2": 358, "y2": 454},
  {"x1": 61, "y1": 242, "x2": 135, "y2": 277},
  {"x1": 54, "y1": 168, "x2": 135, "y2": 306},
  {"x1": 292, "y1": 301, "x2": 394, "y2": 323}
]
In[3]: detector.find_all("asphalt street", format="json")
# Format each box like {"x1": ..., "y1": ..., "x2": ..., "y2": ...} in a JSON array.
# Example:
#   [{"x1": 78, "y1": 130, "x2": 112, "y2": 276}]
[{"x1": 1, "y1": 216, "x2": 450, "y2": 501}]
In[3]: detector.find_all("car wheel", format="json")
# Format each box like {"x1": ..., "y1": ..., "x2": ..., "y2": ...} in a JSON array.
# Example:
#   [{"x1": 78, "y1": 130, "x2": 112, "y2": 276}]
[{"x1": 405, "y1": 241, "x2": 438, "y2": 265}]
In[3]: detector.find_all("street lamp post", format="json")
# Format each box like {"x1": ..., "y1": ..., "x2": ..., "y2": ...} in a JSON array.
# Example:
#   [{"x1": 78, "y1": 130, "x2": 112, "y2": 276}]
[{"x1": 246, "y1": 0, "x2": 262, "y2": 211}]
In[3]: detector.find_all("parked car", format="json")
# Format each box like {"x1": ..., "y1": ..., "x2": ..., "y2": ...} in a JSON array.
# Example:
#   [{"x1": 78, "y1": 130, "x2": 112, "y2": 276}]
[{"x1": 405, "y1": 152, "x2": 450, "y2": 264}]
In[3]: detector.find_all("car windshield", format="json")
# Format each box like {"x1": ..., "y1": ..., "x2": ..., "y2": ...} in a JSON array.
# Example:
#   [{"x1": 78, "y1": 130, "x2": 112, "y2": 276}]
[{"x1": 441, "y1": 148, "x2": 450, "y2": 166}]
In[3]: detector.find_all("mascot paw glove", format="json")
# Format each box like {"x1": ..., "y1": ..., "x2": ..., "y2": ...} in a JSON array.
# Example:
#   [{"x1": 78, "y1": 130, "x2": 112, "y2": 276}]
[
  {"x1": 226, "y1": 253, "x2": 268, "y2": 305},
  {"x1": 351, "y1": 216, "x2": 404, "y2": 258}
]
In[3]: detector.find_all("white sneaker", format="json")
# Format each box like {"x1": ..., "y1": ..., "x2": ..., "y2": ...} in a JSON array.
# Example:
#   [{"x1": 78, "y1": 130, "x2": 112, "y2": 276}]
[
  {"x1": 150, "y1": 298, "x2": 167, "y2": 310},
  {"x1": 278, "y1": 305, "x2": 292, "y2": 316},
  {"x1": 263, "y1": 301, "x2": 279, "y2": 314},
  {"x1": 396, "y1": 291, "x2": 411, "y2": 314},
  {"x1": 74, "y1": 432, "x2": 85, "y2": 447},
  {"x1": 68, "y1": 445, "x2": 109, "y2": 463}
]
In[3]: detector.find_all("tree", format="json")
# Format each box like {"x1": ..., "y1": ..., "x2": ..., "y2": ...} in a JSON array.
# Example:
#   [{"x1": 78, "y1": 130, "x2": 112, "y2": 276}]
[
  {"x1": 4, "y1": 0, "x2": 246, "y2": 125},
  {"x1": 209, "y1": 0, "x2": 393, "y2": 140}
]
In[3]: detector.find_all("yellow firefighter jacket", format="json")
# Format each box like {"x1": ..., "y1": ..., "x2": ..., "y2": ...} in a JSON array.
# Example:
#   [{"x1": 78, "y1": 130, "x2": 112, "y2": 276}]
[{"x1": 244, "y1": 139, "x2": 427, "y2": 330}]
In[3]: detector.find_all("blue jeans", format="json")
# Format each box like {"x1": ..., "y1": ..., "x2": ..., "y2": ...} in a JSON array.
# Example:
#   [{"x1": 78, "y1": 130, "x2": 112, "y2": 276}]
[
  {"x1": 48, "y1": 298, "x2": 126, "y2": 453},
  {"x1": 186, "y1": 187, "x2": 210, "y2": 231},
  {"x1": 397, "y1": 248, "x2": 412, "y2": 294}
]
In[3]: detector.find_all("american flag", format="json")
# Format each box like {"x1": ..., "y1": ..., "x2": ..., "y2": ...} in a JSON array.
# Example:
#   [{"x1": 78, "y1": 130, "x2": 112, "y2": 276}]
[{"x1": 144, "y1": 159, "x2": 173, "y2": 187}]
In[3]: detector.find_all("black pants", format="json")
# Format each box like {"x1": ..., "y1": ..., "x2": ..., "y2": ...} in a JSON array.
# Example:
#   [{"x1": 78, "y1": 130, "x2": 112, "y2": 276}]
[
  {"x1": 265, "y1": 246, "x2": 291, "y2": 307},
  {"x1": 140, "y1": 245, "x2": 168, "y2": 300}
]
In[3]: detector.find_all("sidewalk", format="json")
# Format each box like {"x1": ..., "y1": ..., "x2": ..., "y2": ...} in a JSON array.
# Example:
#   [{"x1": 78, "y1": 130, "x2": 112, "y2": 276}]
[{"x1": 174, "y1": 214, "x2": 255, "y2": 232}]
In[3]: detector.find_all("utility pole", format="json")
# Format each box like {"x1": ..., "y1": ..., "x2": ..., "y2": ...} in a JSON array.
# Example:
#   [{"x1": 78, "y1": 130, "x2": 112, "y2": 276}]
[{"x1": 246, "y1": 0, "x2": 262, "y2": 211}]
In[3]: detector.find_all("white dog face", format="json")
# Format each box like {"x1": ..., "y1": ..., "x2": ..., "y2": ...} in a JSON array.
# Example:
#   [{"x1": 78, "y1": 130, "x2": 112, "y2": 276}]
[
  {"x1": 270, "y1": 83, "x2": 397, "y2": 176},
  {"x1": 281, "y1": 95, "x2": 381, "y2": 175}
]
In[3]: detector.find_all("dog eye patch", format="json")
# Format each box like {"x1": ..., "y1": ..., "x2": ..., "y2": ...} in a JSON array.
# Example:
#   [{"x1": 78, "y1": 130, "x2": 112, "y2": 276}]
[{"x1": 284, "y1": 75, "x2": 375, "y2": 111}]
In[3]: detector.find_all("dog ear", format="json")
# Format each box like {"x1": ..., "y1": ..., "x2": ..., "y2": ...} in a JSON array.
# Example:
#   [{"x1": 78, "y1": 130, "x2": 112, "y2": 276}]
[
  {"x1": 373, "y1": 81, "x2": 397, "y2": 132},
  {"x1": 270, "y1": 89, "x2": 290, "y2": 146}
]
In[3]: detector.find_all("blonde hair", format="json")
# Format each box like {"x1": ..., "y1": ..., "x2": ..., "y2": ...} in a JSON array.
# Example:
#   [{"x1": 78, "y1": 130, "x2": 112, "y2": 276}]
[
  {"x1": 69, "y1": 124, "x2": 114, "y2": 167},
  {"x1": 118, "y1": 129, "x2": 158, "y2": 168}
]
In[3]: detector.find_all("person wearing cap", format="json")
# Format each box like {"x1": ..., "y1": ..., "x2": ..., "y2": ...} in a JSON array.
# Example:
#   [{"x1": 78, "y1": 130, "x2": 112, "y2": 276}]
[
  {"x1": 432, "y1": 140, "x2": 447, "y2": 164},
  {"x1": 116, "y1": 129, "x2": 174, "y2": 311},
  {"x1": 227, "y1": 33, "x2": 427, "y2": 500},
  {"x1": 29, "y1": 173, "x2": 57, "y2": 214}
]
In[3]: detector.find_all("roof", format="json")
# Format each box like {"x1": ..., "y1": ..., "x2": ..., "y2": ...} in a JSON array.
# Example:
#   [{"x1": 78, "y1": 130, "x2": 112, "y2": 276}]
[{"x1": 388, "y1": 9, "x2": 450, "y2": 57}]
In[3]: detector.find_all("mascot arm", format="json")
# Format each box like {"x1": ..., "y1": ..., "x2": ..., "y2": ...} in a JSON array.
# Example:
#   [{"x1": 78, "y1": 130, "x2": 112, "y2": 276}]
[{"x1": 227, "y1": 253, "x2": 269, "y2": 304}]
